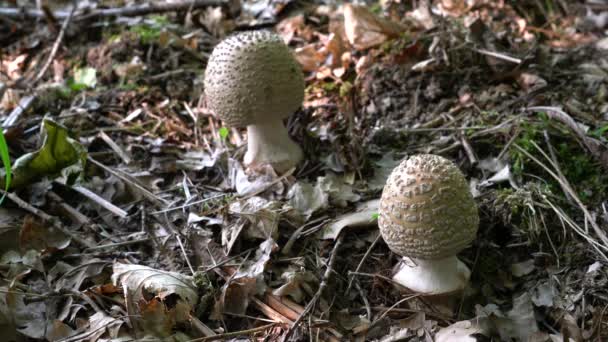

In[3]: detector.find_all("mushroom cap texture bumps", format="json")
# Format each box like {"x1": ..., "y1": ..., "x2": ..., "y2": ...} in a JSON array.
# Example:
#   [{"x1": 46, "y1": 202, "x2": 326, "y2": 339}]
[
  {"x1": 203, "y1": 30, "x2": 305, "y2": 127},
  {"x1": 378, "y1": 154, "x2": 479, "y2": 260}
]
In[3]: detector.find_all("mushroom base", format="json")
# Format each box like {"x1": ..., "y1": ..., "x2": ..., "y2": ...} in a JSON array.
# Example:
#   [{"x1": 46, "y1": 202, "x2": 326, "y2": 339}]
[
  {"x1": 244, "y1": 121, "x2": 303, "y2": 173},
  {"x1": 392, "y1": 256, "x2": 471, "y2": 295}
]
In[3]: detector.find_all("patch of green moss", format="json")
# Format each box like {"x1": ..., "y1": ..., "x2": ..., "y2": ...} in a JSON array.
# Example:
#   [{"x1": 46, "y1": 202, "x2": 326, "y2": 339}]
[
  {"x1": 510, "y1": 114, "x2": 608, "y2": 204},
  {"x1": 130, "y1": 16, "x2": 169, "y2": 44}
]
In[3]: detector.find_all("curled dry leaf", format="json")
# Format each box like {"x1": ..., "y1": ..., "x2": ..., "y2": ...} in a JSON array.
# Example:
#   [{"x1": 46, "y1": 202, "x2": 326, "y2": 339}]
[
  {"x1": 287, "y1": 181, "x2": 329, "y2": 220},
  {"x1": 343, "y1": 4, "x2": 405, "y2": 50},
  {"x1": 272, "y1": 267, "x2": 318, "y2": 303},
  {"x1": 435, "y1": 318, "x2": 489, "y2": 342},
  {"x1": 320, "y1": 199, "x2": 380, "y2": 240},
  {"x1": 19, "y1": 215, "x2": 71, "y2": 253},
  {"x1": 212, "y1": 239, "x2": 275, "y2": 319},
  {"x1": 229, "y1": 196, "x2": 282, "y2": 240},
  {"x1": 111, "y1": 263, "x2": 198, "y2": 337}
]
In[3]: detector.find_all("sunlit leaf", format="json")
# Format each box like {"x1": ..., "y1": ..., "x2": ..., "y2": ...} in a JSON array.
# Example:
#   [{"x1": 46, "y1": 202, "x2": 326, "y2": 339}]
[{"x1": 0, "y1": 119, "x2": 86, "y2": 190}]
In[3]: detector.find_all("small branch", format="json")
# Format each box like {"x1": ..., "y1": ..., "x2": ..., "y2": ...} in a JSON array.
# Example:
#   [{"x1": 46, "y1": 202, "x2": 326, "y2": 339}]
[
  {"x1": 32, "y1": 2, "x2": 77, "y2": 84},
  {"x1": 71, "y1": 185, "x2": 128, "y2": 218},
  {"x1": 2, "y1": 191, "x2": 95, "y2": 248},
  {"x1": 472, "y1": 48, "x2": 522, "y2": 64},
  {"x1": 0, "y1": 0, "x2": 228, "y2": 20},
  {"x1": 189, "y1": 323, "x2": 278, "y2": 342},
  {"x1": 346, "y1": 232, "x2": 381, "y2": 293},
  {"x1": 281, "y1": 235, "x2": 344, "y2": 341}
]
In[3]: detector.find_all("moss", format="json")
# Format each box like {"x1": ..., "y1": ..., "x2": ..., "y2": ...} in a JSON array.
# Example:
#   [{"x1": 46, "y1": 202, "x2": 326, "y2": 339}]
[{"x1": 509, "y1": 114, "x2": 608, "y2": 204}]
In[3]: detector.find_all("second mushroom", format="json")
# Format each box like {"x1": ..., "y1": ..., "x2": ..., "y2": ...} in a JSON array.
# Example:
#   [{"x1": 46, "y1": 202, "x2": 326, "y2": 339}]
[
  {"x1": 204, "y1": 30, "x2": 305, "y2": 173},
  {"x1": 378, "y1": 154, "x2": 479, "y2": 295}
]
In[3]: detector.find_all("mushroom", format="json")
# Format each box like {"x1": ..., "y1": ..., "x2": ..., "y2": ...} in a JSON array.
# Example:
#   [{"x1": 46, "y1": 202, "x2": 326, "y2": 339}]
[
  {"x1": 378, "y1": 154, "x2": 479, "y2": 295},
  {"x1": 203, "y1": 30, "x2": 305, "y2": 173}
]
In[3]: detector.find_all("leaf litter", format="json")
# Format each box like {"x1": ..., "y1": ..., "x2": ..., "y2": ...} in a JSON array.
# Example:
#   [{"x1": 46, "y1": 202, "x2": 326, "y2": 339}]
[{"x1": 1, "y1": 0, "x2": 608, "y2": 341}]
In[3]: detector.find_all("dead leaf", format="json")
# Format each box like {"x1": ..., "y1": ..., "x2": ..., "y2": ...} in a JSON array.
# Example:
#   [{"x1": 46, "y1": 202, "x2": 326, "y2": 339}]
[
  {"x1": 112, "y1": 263, "x2": 198, "y2": 336},
  {"x1": 510, "y1": 259, "x2": 535, "y2": 277},
  {"x1": 435, "y1": 318, "x2": 489, "y2": 342},
  {"x1": 320, "y1": 199, "x2": 379, "y2": 240},
  {"x1": 212, "y1": 239, "x2": 274, "y2": 319},
  {"x1": 294, "y1": 44, "x2": 325, "y2": 72},
  {"x1": 272, "y1": 267, "x2": 318, "y2": 302},
  {"x1": 287, "y1": 181, "x2": 329, "y2": 219},
  {"x1": 19, "y1": 215, "x2": 71, "y2": 253},
  {"x1": 343, "y1": 4, "x2": 405, "y2": 50},
  {"x1": 229, "y1": 196, "x2": 282, "y2": 240}
]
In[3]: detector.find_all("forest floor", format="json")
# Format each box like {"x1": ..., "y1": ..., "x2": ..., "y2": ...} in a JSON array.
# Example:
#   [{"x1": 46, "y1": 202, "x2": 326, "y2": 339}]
[{"x1": 1, "y1": 0, "x2": 608, "y2": 341}]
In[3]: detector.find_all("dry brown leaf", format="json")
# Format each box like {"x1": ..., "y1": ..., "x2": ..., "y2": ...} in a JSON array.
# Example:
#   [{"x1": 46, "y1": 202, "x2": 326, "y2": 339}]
[
  {"x1": 111, "y1": 263, "x2": 198, "y2": 336},
  {"x1": 343, "y1": 4, "x2": 405, "y2": 50},
  {"x1": 294, "y1": 43, "x2": 325, "y2": 72},
  {"x1": 277, "y1": 14, "x2": 309, "y2": 44}
]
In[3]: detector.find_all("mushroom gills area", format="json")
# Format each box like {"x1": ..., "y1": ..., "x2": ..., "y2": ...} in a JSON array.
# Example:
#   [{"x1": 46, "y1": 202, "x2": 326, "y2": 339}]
[
  {"x1": 393, "y1": 256, "x2": 471, "y2": 295},
  {"x1": 244, "y1": 120, "x2": 303, "y2": 173}
]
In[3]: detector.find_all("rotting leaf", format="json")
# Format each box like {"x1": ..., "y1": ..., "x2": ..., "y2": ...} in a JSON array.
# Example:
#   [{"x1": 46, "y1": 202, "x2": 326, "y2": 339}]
[
  {"x1": 19, "y1": 215, "x2": 71, "y2": 253},
  {"x1": 287, "y1": 181, "x2": 329, "y2": 219},
  {"x1": 229, "y1": 159, "x2": 282, "y2": 196},
  {"x1": 272, "y1": 266, "x2": 318, "y2": 303},
  {"x1": 0, "y1": 119, "x2": 86, "y2": 190},
  {"x1": 212, "y1": 239, "x2": 275, "y2": 319},
  {"x1": 229, "y1": 196, "x2": 282, "y2": 240},
  {"x1": 111, "y1": 263, "x2": 199, "y2": 337},
  {"x1": 5, "y1": 289, "x2": 47, "y2": 339},
  {"x1": 317, "y1": 172, "x2": 361, "y2": 207}
]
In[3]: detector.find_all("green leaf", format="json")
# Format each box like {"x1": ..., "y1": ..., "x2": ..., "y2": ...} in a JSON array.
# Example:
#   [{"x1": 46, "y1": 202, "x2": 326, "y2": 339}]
[
  {"x1": 0, "y1": 119, "x2": 86, "y2": 190},
  {"x1": 0, "y1": 129, "x2": 11, "y2": 206},
  {"x1": 219, "y1": 127, "x2": 229, "y2": 141},
  {"x1": 371, "y1": 212, "x2": 379, "y2": 220},
  {"x1": 69, "y1": 67, "x2": 97, "y2": 91}
]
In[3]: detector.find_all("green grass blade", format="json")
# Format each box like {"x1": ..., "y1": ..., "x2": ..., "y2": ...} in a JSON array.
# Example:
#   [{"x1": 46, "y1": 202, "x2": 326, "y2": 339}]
[{"x1": 0, "y1": 129, "x2": 11, "y2": 205}]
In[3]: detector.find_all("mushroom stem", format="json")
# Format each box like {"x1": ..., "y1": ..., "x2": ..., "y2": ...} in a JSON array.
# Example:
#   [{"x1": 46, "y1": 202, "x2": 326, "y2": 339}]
[
  {"x1": 244, "y1": 120, "x2": 303, "y2": 173},
  {"x1": 393, "y1": 256, "x2": 471, "y2": 295}
]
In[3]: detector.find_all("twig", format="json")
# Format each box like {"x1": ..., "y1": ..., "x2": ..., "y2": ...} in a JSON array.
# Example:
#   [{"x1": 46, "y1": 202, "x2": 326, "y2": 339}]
[
  {"x1": 71, "y1": 185, "x2": 128, "y2": 218},
  {"x1": 98, "y1": 131, "x2": 132, "y2": 164},
  {"x1": 2, "y1": 95, "x2": 36, "y2": 130},
  {"x1": 190, "y1": 316, "x2": 217, "y2": 337},
  {"x1": 460, "y1": 135, "x2": 478, "y2": 165},
  {"x1": 0, "y1": 0, "x2": 228, "y2": 20},
  {"x1": 2, "y1": 191, "x2": 95, "y2": 248},
  {"x1": 88, "y1": 156, "x2": 167, "y2": 207},
  {"x1": 472, "y1": 48, "x2": 522, "y2": 64},
  {"x1": 187, "y1": 323, "x2": 278, "y2": 342},
  {"x1": 346, "y1": 232, "x2": 381, "y2": 293},
  {"x1": 281, "y1": 235, "x2": 344, "y2": 342},
  {"x1": 32, "y1": 2, "x2": 76, "y2": 84},
  {"x1": 84, "y1": 238, "x2": 153, "y2": 252}
]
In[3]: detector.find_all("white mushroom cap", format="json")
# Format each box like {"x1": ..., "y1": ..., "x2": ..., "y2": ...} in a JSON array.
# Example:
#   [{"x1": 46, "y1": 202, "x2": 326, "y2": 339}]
[
  {"x1": 378, "y1": 154, "x2": 479, "y2": 260},
  {"x1": 203, "y1": 30, "x2": 305, "y2": 127}
]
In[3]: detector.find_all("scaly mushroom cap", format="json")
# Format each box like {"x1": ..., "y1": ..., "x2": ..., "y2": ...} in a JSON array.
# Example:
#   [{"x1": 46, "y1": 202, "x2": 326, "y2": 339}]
[
  {"x1": 378, "y1": 154, "x2": 479, "y2": 259},
  {"x1": 203, "y1": 30, "x2": 305, "y2": 127}
]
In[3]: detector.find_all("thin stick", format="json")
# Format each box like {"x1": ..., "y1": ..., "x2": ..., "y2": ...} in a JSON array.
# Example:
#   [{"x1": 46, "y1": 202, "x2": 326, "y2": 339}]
[
  {"x1": 2, "y1": 191, "x2": 94, "y2": 248},
  {"x1": 472, "y1": 48, "x2": 522, "y2": 64},
  {"x1": 346, "y1": 232, "x2": 381, "y2": 293},
  {"x1": 281, "y1": 235, "x2": 344, "y2": 341},
  {"x1": 71, "y1": 185, "x2": 128, "y2": 218},
  {"x1": 32, "y1": 2, "x2": 76, "y2": 84},
  {"x1": 187, "y1": 323, "x2": 278, "y2": 342},
  {"x1": 0, "y1": 0, "x2": 227, "y2": 20}
]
